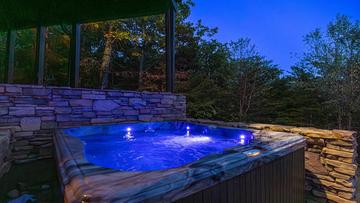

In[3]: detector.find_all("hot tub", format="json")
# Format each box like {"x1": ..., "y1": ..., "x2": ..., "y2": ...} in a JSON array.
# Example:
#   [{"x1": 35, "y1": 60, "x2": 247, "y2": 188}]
[{"x1": 54, "y1": 121, "x2": 305, "y2": 203}]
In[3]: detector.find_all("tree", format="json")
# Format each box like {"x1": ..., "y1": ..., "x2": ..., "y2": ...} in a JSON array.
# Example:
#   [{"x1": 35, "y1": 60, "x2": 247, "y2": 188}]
[
  {"x1": 300, "y1": 15, "x2": 360, "y2": 130},
  {"x1": 186, "y1": 39, "x2": 236, "y2": 121},
  {"x1": 258, "y1": 67, "x2": 327, "y2": 127},
  {"x1": 0, "y1": 32, "x2": 7, "y2": 83},
  {"x1": 45, "y1": 25, "x2": 71, "y2": 86},
  {"x1": 229, "y1": 38, "x2": 281, "y2": 121}
]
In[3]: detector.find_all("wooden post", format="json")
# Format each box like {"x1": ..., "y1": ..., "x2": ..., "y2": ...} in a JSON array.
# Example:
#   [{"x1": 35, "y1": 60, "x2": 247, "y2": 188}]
[
  {"x1": 4, "y1": 30, "x2": 16, "y2": 83},
  {"x1": 35, "y1": 26, "x2": 46, "y2": 85},
  {"x1": 165, "y1": 6, "x2": 176, "y2": 92},
  {"x1": 69, "y1": 23, "x2": 81, "y2": 88}
]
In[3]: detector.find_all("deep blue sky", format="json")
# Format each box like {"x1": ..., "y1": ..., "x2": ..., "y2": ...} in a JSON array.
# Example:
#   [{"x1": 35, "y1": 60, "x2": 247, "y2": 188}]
[{"x1": 188, "y1": 0, "x2": 360, "y2": 72}]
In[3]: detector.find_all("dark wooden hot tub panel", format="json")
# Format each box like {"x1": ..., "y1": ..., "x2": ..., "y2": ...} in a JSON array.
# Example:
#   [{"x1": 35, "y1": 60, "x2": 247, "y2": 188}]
[{"x1": 176, "y1": 149, "x2": 304, "y2": 203}]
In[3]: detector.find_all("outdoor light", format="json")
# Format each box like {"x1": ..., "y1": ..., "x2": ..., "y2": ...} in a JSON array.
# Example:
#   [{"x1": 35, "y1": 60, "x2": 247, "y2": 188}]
[{"x1": 243, "y1": 149, "x2": 261, "y2": 157}]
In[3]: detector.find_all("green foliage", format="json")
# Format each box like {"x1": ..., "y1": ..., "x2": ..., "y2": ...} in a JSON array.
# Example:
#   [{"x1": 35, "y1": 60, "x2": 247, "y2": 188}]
[
  {"x1": 300, "y1": 14, "x2": 360, "y2": 129},
  {"x1": 45, "y1": 25, "x2": 71, "y2": 86},
  {"x1": 229, "y1": 38, "x2": 282, "y2": 121},
  {"x1": 13, "y1": 29, "x2": 36, "y2": 84},
  {"x1": 0, "y1": 32, "x2": 6, "y2": 83},
  {"x1": 183, "y1": 39, "x2": 238, "y2": 121},
  {"x1": 185, "y1": 14, "x2": 360, "y2": 130}
]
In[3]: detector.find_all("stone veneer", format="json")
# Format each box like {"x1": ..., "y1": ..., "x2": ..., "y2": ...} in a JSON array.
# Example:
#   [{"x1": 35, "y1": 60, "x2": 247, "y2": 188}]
[
  {"x1": 0, "y1": 84, "x2": 186, "y2": 164},
  {"x1": 249, "y1": 124, "x2": 358, "y2": 203},
  {"x1": 0, "y1": 129, "x2": 11, "y2": 178},
  {"x1": 187, "y1": 119, "x2": 358, "y2": 203}
]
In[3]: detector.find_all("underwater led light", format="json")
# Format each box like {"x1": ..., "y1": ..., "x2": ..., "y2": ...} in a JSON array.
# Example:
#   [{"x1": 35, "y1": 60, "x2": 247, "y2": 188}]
[
  {"x1": 240, "y1": 134, "x2": 245, "y2": 139},
  {"x1": 124, "y1": 127, "x2": 134, "y2": 140},
  {"x1": 185, "y1": 126, "x2": 191, "y2": 136}
]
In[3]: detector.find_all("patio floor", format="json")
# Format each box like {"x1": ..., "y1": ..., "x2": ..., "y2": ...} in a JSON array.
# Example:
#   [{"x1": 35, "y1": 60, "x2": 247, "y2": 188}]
[
  {"x1": 1, "y1": 158, "x2": 359, "y2": 202},
  {"x1": 0, "y1": 159, "x2": 61, "y2": 203}
]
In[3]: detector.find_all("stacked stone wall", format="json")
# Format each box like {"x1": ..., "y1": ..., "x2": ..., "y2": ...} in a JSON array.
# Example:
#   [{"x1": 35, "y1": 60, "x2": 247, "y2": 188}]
[
  {"x1": 0, "y1": 84, "x2": 186, "y2": 164},
  {"x1": 0, "y1": 129, "x2": 11, "y2": 178},
  {"x1": 249, "y1": 124, "x2": 358, "y2": 203},
  {"x1": 186, "y1": 119, "x2": 358, "y2": 203}
]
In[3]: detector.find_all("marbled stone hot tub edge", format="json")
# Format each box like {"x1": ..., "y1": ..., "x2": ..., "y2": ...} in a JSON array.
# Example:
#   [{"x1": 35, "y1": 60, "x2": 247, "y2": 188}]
[{"x1": 54, "y1": 121, "x2": 306, "y2": 203}]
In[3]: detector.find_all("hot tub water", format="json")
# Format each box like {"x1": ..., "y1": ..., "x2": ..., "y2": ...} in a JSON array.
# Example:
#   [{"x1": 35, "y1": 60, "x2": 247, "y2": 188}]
[{"x1": 64, "y1": 122, "x2": 254, "y2": 171}]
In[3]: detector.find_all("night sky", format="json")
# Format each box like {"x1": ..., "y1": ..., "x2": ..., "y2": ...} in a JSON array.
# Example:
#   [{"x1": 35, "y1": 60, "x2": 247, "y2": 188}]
[{"x1": 188, "y1": 0, "x2": 360, "y2": 72}]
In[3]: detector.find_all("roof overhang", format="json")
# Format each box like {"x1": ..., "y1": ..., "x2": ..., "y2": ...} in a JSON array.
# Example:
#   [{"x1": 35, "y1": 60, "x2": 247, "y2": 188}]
[{"x1": 0, "y1": 0, "x2": 174, "y2": 31}]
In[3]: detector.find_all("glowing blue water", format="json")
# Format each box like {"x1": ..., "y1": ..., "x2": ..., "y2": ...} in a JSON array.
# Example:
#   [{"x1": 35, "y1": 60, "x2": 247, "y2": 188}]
[{"x1": 64, "y1": 121, "x2": 254, "y2": 171}]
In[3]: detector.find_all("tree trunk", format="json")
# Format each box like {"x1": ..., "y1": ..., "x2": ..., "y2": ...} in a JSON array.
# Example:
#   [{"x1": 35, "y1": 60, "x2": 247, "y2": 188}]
[
  {"x1": 337, "y1": 108, "x2": 343, "y2": 130},
  {"x1": 347, "y1": 112, "x2": 352, "y2": 130},
  {"x1": 238, "y1": 74, "x2": 247, "y2": 121},
  {"x1": 100, "y1": 25, "x2": 113, "y2": 89},
  {"x1": 138, "y1": 49, "x2": 145, "y2": 90}
]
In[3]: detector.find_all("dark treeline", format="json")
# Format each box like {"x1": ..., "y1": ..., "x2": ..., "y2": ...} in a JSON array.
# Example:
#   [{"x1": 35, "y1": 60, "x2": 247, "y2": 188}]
[{"x1": 0, "y1": 0, "x2": 359, "y2": 130}]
